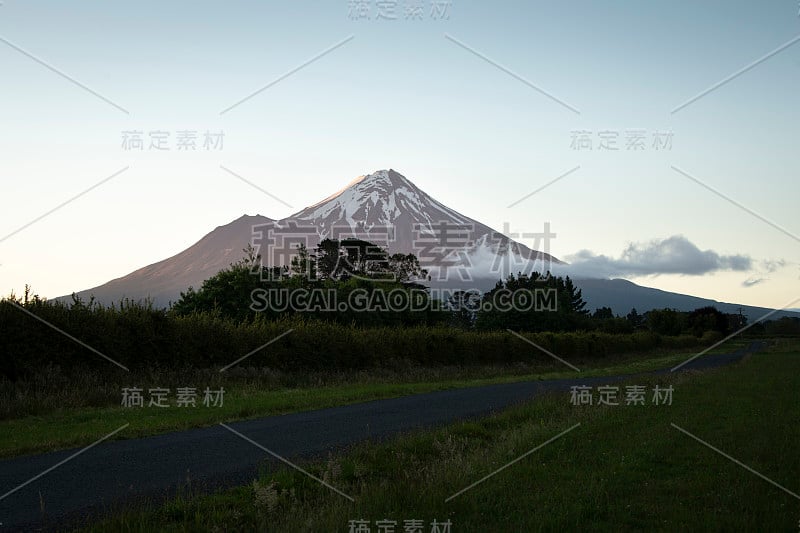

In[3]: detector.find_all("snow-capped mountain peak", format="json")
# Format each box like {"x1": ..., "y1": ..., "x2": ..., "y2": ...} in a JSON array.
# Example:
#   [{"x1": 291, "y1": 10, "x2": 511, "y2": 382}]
[
  {"x1": 274, "y1": 169, "x2": 561, "y2": 280},
  {"x1": 291, "y1": 169, "x2": 471, "y2": 235}
]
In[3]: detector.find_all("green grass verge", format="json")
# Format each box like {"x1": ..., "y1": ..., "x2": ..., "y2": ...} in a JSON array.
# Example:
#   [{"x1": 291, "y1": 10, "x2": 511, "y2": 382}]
[
  {"x1": 79, "y1": 338, "x2": 800, "y2": 532},
  {"x1": 0, "y1": 343, "x2": 748, "y2": 459}
]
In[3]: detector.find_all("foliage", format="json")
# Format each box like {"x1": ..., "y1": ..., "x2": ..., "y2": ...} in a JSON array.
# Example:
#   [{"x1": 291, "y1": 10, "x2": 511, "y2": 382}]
[
  {"x1": 1, "y1": 293, "x2": 706, "y2": 379},
  {"x1": 475, "y1": 272, "x2": 590, "y2": 332}
]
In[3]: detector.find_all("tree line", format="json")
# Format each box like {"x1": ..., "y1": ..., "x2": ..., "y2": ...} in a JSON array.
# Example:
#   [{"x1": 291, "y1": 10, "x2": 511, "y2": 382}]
[{"x1": 171, "y1": 241, "x2": 755, "y2": 336}]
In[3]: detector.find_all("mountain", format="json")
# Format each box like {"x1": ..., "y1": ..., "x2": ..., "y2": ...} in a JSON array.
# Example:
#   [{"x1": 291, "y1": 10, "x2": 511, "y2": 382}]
[
  {"x1": 576, "y1": 278, "x2": 800, "y2": 322},
  {"x1": 265, "y1": 169, "x2": 559, "y2": 276},
  {"x1": 64, "y1": 168, "x2": 800, "y2": 323},
  {"x1": 67, "y1": 170, "x2": 559, "y2": 306}
]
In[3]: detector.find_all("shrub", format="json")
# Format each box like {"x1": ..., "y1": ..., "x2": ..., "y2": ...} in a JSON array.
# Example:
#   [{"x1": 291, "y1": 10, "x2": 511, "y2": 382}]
[{"x1": 0, "y1": 297, "x2": 711, "y2": 378}]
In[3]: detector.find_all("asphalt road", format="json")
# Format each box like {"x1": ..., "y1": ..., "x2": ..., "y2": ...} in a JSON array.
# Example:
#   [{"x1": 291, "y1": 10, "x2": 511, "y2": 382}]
[{"x1": 0, "y1": 341, "x2": 766, "y2": 531}]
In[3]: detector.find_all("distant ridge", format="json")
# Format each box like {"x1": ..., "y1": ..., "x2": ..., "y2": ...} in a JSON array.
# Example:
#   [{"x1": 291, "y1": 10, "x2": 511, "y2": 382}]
[{"x1": 576, "y1": 278, "x2": 799, "y2": 323}]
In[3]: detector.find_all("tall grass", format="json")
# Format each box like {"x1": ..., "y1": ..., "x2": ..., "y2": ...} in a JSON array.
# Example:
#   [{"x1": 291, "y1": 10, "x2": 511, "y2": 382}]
[{"x1": 1, "y1": 298, "x2": 707, "y2": 378}]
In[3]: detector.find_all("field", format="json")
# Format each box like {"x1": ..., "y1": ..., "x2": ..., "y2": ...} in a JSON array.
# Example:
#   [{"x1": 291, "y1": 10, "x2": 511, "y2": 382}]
[
  {"x1": 74, "y1": 339, "x2": 800, "y2": 531},
  {"x1": 0, "y1": 344, "x2": 730, "y2": 458}
]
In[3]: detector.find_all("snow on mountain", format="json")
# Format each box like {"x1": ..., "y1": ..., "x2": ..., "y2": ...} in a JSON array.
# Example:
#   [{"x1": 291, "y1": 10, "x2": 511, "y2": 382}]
[
  {"x1": 293, "y1": 169, "x2": 472, "y2": 232},
  {"x1": 270, "y1": 169, "x2": 561, "y2": 279}
]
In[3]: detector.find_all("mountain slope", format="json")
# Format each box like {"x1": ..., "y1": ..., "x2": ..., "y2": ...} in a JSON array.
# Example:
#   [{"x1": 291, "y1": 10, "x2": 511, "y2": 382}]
[
  {"x1": 69, "y1": 170, "x2": 559, "y2": 306},
  {"x1": 70, "y1": 215, "x2": 274, "y2": 306},
  {"x1": 577, "y1": 278, "x2": 799, "y2": 322}
]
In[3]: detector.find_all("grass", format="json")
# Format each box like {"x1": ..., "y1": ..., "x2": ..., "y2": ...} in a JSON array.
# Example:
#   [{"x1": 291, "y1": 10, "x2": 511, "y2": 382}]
[
  {"x1": 78, "y1": 338, "x2": 800, "y2": 532},
  {"x1": 0, "y1": 342, "x2": 745, "y2": 458}
]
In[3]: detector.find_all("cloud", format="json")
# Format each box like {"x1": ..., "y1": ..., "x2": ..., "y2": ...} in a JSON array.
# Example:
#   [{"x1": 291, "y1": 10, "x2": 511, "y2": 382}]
[
  {"x1": 738, "y1": 259, "x2": 791, "y2": 288},
  {"x1": 760, "y1": 259, "x2": 786, "y2": 273},
  {"x1": 559, "y1": 235, "x2": 753, "y2": 278},
  {"x1": 433, "y1": 233, "x2": 788, "y2": 286}
]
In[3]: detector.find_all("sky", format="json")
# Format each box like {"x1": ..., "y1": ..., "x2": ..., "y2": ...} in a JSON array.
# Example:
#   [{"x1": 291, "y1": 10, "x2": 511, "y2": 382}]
[{"x1": 0, "y1": 0, "x2": 799, "y2": 310}]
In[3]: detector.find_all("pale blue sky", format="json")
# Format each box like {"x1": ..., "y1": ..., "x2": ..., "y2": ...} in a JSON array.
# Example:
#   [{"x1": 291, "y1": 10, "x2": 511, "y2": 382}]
[{"x1": 1, "y1": 1, "x2": 798, "y2": 308}]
